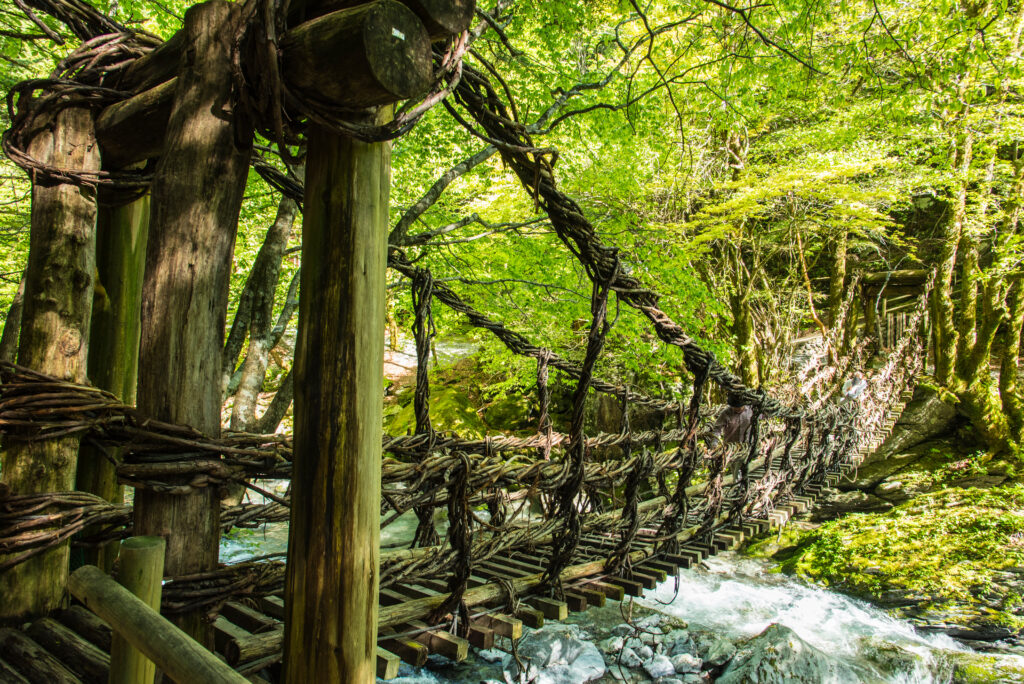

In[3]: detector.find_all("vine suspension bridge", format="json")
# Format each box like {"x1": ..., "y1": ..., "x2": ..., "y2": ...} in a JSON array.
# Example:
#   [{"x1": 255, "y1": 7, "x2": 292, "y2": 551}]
[{"x1": 0, "y1": 0, "x2": 932, "y2": 681}]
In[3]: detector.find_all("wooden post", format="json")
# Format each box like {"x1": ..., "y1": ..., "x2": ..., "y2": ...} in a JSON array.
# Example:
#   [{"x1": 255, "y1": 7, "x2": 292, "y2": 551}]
[
  {"x1": 0, "y1": 105, "x2": 100, "y2": 623},
  {"x1": 283, "y1": 110, "x2": 390, "y2": 682},
  {"x1": 110, "y1": 536, "x2": 165, "y2": 684},
  {"x1": 77, "y1": 193, "x2": 150, "y2": 571},
  {"x1": 134, "y1": 0, "x2": 252, "y2": 643},
  {"x1": 68, "y1": 565, "x2": 247, "y2": 684}
]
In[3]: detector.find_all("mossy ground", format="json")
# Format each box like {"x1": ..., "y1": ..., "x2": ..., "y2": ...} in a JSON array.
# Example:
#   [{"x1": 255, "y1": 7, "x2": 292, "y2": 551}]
[{"x1": 752, "y1": 484, "x2": 1024, "y2": 631}]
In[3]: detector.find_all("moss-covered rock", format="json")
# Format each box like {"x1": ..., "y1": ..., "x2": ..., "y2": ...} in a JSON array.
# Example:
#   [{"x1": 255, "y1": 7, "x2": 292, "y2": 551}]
[{"x1": 767, "y1": 485, "x2": 1024, "y2": 636}]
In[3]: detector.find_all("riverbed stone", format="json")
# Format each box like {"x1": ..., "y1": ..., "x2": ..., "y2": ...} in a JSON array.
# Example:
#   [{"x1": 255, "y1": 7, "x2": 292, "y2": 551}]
[
  {"x1": 611, "y1": 623, "x2": 634, "y2": 637},
  {"x1": 717, "y1": 623, "x2": 869, "y2": 684},
  {"x1": 671, "y1": 652, "x2": 702, "y2": 673},
  {"x1": 618, "y1": 646, "x2": 644, "y2": 668},
  {"x1": 503, "y1": 625, "x2": 606, "y2": 683},
  {"x1": 643, "y1": 654, "x2": 676, "y2": 679},
  {"x1": 700, "y1": 637, "x2": 736, "y2": 667},
  {"x1": 600, "y1": 636, "x2": 625, "y2": 653}
]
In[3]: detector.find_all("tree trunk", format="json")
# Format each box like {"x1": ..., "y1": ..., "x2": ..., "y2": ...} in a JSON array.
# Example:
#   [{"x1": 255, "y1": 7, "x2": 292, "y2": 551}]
[
  {"x1": 229, "y1": 197, "x2": 298, "y2": 431},
  {"x1": 283, "y1": 109, "x2": 389, "y2": 682},
  {"x1": 0, "y1": 275, "x2": 25, "y2": 364},
  {"x1": 933, "y1": 128, "x2": 972, "y2": 386},
  {"x1": 134, "y1": 0, "x2": 252, "y2": 643},
  {"x1": 727, "y1": 241, "x2": 758, "y2": 387},
  {"x1": 1000, "y1": 279, "x2": 1024, "y2": 438},
  {"x1": 826, "y1": 229, "x2": 848, "y2": 329},
  {"x1": 77, "y1": 192, "x2": 150, "y2": 571},
  {"x1": 0, "y1": 105, "x2": 100, "y2": 623}
]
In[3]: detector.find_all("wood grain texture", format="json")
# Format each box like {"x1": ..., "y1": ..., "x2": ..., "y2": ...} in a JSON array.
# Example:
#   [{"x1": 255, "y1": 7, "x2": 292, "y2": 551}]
[
  {"x1": 283, "y1": 110, "x2": 390, "y2": 682},
  {"x1": 283, "y1": 0, "x2": 432, "y2": 107},
  {"x1": 0, "y1": 105, "x2": 99, "y2": 623},
  {"x1": 77, "y1": 192, "x2": 150, "y2": 570},
  {"x1": 69, "y1": 566, "x2": 248, "y2": 684},
  {"x1": 134, "y1": 0, "x2": 252, "y2": 643}
]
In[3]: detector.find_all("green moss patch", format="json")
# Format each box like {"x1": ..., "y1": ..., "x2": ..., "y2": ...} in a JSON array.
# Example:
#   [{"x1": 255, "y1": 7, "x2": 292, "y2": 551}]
[{"x1": 777, "y1": 485, "x2": 1024, "y2": 629}]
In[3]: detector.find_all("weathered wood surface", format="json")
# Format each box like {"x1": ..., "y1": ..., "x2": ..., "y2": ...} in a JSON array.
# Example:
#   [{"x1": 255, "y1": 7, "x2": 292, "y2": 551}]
[
  {"x1": 282, "y1": 106, "x2": 390, "y2": 681},
  {"x1": 77, "y1": 192, "x2": 150, "y2": 570},
  {"x1": 314, "y1": 0, "x2": 475, "y2": 39},
  {"x1": 134, "y1": 0, "x2": 252, "y2": 644},
  {"x1": 68, "y1": 565, "x2": 248, "y2": 684},
  {"x1": 0, "y1": 104, "x2": 100, "y2": 622},
  {"x1": 282, "y1": 0, "x2": 432, "y2": 107},
  {"x1": 110, "y1": 536, "x2": 165, "y2": 683},
  {"x1": 55, "y1": 606, "x2": 113, "y2": 652},
  {"x1": 0, "y1": 628, "x2": 83, "y2": 683},
  {"x1": 95, "y1": 79, "x2": 176, "y2": 168},
  {"x1": 26, "y1": 618, "x2": 109, "y2": 684}
]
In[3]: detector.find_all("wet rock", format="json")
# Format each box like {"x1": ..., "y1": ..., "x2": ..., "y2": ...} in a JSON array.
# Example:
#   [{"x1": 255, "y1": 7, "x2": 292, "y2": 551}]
[
  {"x1": 700, "y1": 637, "x2": 736, "y2": 668},
  {"x1": 618, "y1": 646, "x2": 643, "y2": 668},
  {"x1": 644, "y1": 654, "x2": 676, "y2": 679},
  {"x1": 943, "y1": 648, "x2": 1024, "y2": 683},
  {"x1": 611, "y1": 623, "x2": 634, "y2": 637},
  {"x1": 811, "y1": 489, "x2": 893, "y2": 520},
  {"x1": 717, "y1": 624, "x2": 870, "y2": 684},
  {"x1": 503, "y1": 626, "x2": 606, "y2": 684},
  {"x1": 671, "y1": 652, "x2": 701, "y2": 673},
  {"x1": 869, "y1": 387, "x2": 958, "y2": 461},
  {"x1": 858, "y1": 637, "x2": 935, "y2": 679},
  {"x1": 917, "y1": 622, "x2": 1015, "y2": 642},
  {"x1": 600, "y1": 636, "x2": 624, "y2": 653}
]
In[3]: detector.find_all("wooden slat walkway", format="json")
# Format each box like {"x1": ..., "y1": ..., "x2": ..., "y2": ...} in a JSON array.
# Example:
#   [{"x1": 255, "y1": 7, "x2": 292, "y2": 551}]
[{"x1": 0, "y1": 389, "x2": 913, "y2": 682}]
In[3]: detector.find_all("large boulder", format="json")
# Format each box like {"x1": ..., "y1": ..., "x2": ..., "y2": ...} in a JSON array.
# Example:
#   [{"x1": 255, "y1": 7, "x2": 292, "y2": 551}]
[
  {"x1": 867, "y1": 386, "x2": 958, "y2": 463},
  {"x1": 503, "y1": 625, "x2": 606, "y2": 684},
  {"x1": 717, "y1": 624, "x2": 870, "y2": 684},
  {"x1": 810, "y1": 489, "x2": 893, "y2": 520}
]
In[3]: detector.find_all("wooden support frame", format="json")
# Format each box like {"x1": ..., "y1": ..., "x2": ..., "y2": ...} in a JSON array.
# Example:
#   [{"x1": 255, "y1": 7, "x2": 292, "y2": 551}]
[
  {"x1": 68, "y1": 565, "x2": 248, "y2": 684},
  {"x1": 134, "y1": 0, "x2": 253, "y2": 643},
  {"x1": 0, "y1": 103, "x2": 100, "y2": 623},
  {"x1": 282, "y1": 106, "x2": 390, "y2": 681}
]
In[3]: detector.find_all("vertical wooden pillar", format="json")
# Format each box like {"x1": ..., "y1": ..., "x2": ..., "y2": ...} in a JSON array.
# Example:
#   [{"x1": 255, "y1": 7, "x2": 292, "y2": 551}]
[
  {"x1": 77, "y1": 193, "x2": 150, "y2": 571},
  {"x1": 283, "y1": 111, "x2": 390, "y2": 682},
  {"x1": 134, "y1": 0, "x2": 251, "y2": 642},
  {"x1": 0, "y1": 106, "x2": 100, "y2": 622},
  {"x1": 110, "y1": 536, "x2": 165, "y2": 684}
]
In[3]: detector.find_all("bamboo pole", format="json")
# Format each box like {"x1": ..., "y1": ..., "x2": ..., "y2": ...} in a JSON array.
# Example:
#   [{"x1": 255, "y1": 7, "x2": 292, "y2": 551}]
[
  {"x1": 68, "y1": 565, "x2": 247, "y2": 684},
  {"x1": 110, "y1": 536, "x2": 165, "y2": 684}
]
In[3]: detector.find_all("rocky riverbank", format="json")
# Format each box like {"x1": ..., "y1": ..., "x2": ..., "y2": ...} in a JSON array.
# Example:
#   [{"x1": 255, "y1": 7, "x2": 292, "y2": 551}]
[
  {"x1": 384, "y1": 559, "x2": 1024, "y2": 683},
  {"x1": 746, "y1": 385, "x2": 1024, "y2": 656}
]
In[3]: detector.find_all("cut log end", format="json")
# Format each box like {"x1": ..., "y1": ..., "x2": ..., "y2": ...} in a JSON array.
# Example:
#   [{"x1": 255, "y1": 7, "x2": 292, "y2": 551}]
[
  {"x1": 401, "y1": 0, "x2": 476, "y2": 38},
  {"x1": 283, "y1": 0, "x2": 432, "y2": 109}
]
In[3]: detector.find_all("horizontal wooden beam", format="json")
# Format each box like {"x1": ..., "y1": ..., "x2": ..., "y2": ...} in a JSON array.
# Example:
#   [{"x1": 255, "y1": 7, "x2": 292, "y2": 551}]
[
  {"x1": 282, "y1": 0, "x2": 433, "y2": 108},
  {"x1": 68, "y1": 565, "x2": 248, "y2": 684},
  {"x1": 96, "y1": 78, "x2": 176, "y2": 169}
]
